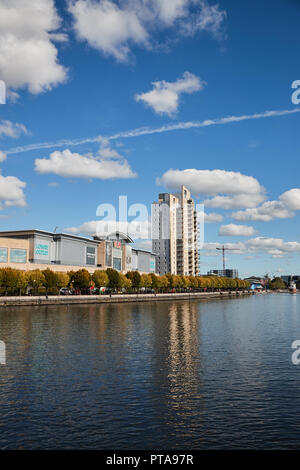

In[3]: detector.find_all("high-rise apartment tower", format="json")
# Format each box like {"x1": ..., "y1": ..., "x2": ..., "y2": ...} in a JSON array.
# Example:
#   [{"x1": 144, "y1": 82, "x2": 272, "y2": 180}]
[{"x1": 152, "y1": 185, "x2": 200, "y2": 276}]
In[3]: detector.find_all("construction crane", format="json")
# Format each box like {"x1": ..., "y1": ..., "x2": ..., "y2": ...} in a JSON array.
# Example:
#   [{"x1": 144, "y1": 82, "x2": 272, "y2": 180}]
[{"x1": 216, "y1": 245, "x2": 232, "y2": 271}]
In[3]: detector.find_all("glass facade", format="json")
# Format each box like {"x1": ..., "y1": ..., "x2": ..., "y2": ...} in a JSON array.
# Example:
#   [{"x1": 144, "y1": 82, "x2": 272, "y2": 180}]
[
  {"x1": 0, "y1": 247, "x2": 8, "y2": 263},
  {"x1": 86, "y1": 246, "x2": 96, "y2": 265},
  {"x1": 105, "y1": 242, "x2": 112, "y2": 267},
  {"x1": 113, "y1": 257, "x2": 122, "y2": 271},
  {"x1": 10, "y1": 248, "x2": 27, "y2": 263}
]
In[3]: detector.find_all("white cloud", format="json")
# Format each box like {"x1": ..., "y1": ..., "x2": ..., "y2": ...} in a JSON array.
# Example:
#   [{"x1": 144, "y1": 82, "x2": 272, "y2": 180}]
[
  {"x1": 35, "y1": 148, "x2": 137, "y2": 180},
  {"x1": 66, "y1": 219, "x2": 151, "y2": 240},
  {"x1": 66, "y1": 220, "x2": 99, "y2": 236},
  {"x1": 157, "y1": 168, "x2": 266, "y2": 209},
  {"x1": 246, "y1": 237, "x2": 300, "y2": 255},
  {"x1": 204, "y1": 237, "x2": 300, "y2": 259},
  {"x1": 192, "y1": 0, "x2": 227, "y2": 39},
  {"x1": 69, "y1": 0, "x2": 226, "y2": 62},
  {"x1": 0, "y1": 120, "x2": 28, "y2": 139},
  {"x1": 279, "y1": 188, "x2": 300, "y2": 211},
  {"x1": 98, "y1": 139, "x2": 123, "y2": 159},
  {"x1": 0, "y1": 0, "x2": 67, "y2": 94},
  {"x1": 232, "y1": 201, "x2": 294, "y2": 222},
  {"x1": 0, "y1": 172, "x2": 26, "y2": 208},
  {"x1": 158, "y1": 169, "x2": 264, "y2": 196},
  {"x1": 218, "y1": 224, "x2": 257, "y2": 237},
  {"x1": 204, "y1": 193, "x2": 265, "y2": 210},
  {"x1": 69, "y1": 0, "x2": 149, "y2": 62},
  {"x1": 48, "y1": 182, "x2": 59, "y2": 187},
  {"x1": 204, "y1": 212, "x2": 223, "y2": 223},
  {"x1": 135, "y1": 72, "x2": 205, "y2": 116},
  {"x1": 232, "y1": 188, "x2": 300, "y2": 222},
  {"x1": 0, "y1": 151, "x2": 7, "y2": 162}
]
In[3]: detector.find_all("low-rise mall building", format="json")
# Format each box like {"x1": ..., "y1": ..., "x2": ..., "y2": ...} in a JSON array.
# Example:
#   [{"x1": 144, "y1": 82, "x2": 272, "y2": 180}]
[{"x1": 0, "y1": 229, "x2": 156, "y2": 274}]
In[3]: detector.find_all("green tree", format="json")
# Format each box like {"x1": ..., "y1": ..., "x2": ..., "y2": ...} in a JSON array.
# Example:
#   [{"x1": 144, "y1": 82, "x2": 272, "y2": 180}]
[
  {"x1": 106, "y1": 268, "x2": 121, "y2": 290},
  {"x1": 42, "y1": 268, "x2": 59, "y2": 294},
  {"x1": 189, "y1": 276, "x2": 198, "y2": 290},
  {"x1": 270, "y1": 277, "x2": 286, "y2": 290},
  {"x1": 158, "y1": 275, "x2": 169, "y2": 291},
  {"x1": 140, "y1": 273, "x2": 152, "y2": 289},
  {"x1": 72, "y1": 269, "x2": 91, "y2": 289},
  {"x1": 126, "y1": 271, "x2": 141, "y2": 289},
  {"x1": 26, "y1": 269, "x2": 46, "y2": 295},
  {"x1": 166, "y1": 273, "x2": 174, "y2": 289},
  {"x1": 0, "y1": 268, "x2": 27, "y2": 295},
  {"x1": 56, "y1": 272, "x2": 70, "y2": 289},
  {"x1": 149, "y1": 273, "x2": 158, "y2": 290},
  {"x1": 92, "y1": 270, "x2": 109, "y2": 288},
  {"x1": 120, "y1": 273, "x2": 132, "y2": 290}
]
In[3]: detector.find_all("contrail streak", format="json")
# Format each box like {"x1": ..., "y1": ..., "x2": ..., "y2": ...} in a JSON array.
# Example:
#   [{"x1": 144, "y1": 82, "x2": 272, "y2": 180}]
[{"x1": 5, "y1": 108, "x2": 300, "y2": 155}]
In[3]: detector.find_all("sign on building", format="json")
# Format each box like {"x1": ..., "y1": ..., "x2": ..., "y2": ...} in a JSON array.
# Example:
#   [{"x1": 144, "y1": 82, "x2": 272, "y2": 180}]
[{"x1": 34, "y1": 239, "x2": 50, "y2": 260}]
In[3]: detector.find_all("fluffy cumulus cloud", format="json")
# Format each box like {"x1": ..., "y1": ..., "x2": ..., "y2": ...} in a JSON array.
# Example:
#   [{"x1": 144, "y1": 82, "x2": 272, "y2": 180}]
[
  {"x1": 0, "y1": 0, "x2": 67, "y2": 94},
  {"x1": 232, "y1": 188, "x2": 300, "y2": 222},
  {"x1": 204, "y1": 237, "x2": 300, "y2": 259},
  {"x1": 0, "y1": 120, "x2": 28, "y2": 139},
  {"x1": 204, "y1": 212, "x2": 223, "y2": 223},
  {"x1": 35, "y1": 148, "x2": 137, "y2": 180},
  {"x1": 279, "y1": 188, "x2": 300, "y2": 211},
  {"x1": 218, "y1": 224, "x2": 257, "y2": 237},
  {"x1": 69, "y1": 0, "x2": 226, "y2": 62},
  {"x1": 66, "y1": 218, "x2": 151, "y2": 240},
  {"x1": 98, "y1": 138, "x2": 123, "y2": 159},
  {"x1": 135, "y1": 72, "x2": 205, "y2": 116},
  {"x1": 0, "y1": 172, "x2": 26, "y2": 208},
  {"x1": 157, "y1": 168, "x2": 266, "y2": 209}
]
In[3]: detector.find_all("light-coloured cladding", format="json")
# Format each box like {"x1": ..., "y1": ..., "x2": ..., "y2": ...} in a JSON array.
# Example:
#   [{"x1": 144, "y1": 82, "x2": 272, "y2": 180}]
[
  {"x1": 152, "y1": 185, "x2": 200, "y2": 276},
  {"x1": 0, "y1": 237, "x2": 29, "y2": 264},
  {"x1": 97, "y1": 241, "x2": 106, "y2": 268},
  {"x1": 56, "y1": 238, "x2": 96, "y2": 266},
  {"x1": 132, "y1": 250, "x2": 138, "y2": 270},
  {"x1": 124, "y1": 244, "x2": 132, "y2": 271}
]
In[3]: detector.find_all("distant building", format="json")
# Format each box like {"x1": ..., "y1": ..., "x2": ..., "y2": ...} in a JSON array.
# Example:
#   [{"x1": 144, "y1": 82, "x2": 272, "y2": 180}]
[
  {"x1": 244, "y1": 276, "x2": 265, "y2": 290},
  {"x1": 95, "y1": 232, "x2": 156, "y2": 274},
  {"x1": 244, "y1": 276, "x2": 264, "y2": 284},
  {"x1": 0, "y1": 229, "x2": 156, "y2": 274},
  {"x1": 208, "y1": 269, "x2": 239, "y2": 278},
  {"x1": 280, "y1": 275, "x2": 300, "y2": 283},
  {"x1": 152, "y1": 185, "x2": 200, "y2": 276}
]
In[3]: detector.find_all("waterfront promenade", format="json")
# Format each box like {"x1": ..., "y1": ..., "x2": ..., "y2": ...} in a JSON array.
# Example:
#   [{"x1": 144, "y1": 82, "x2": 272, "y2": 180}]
[{"x1": 0, "y1": 290, "x2": 253, "y2": 307}]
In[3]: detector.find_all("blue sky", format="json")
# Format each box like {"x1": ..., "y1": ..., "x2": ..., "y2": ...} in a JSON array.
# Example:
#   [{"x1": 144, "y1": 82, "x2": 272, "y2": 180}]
[{"x1": 0, "y1": 0, "x2": 300, "y2": 278}]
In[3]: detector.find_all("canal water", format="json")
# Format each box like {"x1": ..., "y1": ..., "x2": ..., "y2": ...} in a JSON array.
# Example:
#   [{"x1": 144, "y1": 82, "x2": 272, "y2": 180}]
[{"x1": 0, "y1": 294, "x2": 299, "y2": 449}]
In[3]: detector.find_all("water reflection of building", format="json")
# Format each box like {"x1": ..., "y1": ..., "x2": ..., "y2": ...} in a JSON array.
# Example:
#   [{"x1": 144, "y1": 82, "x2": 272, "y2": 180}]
[
  {"x1": 167, "y1": 302, "x2": 200, "y2": 399},
  {"x1": 150, "y1": 301, "x2": 203, "y2": 433}
]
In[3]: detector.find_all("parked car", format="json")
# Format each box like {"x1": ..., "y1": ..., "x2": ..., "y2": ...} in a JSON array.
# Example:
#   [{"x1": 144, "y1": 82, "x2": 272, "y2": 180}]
[{"x1": 59, "y1": 288, "x2": 72, "y2": 295}]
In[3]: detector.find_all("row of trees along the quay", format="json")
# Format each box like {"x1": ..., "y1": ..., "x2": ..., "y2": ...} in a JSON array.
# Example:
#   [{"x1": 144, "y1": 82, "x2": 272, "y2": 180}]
[{"x1": 0, "y1": 267, "x2": 250, "y2": 296}]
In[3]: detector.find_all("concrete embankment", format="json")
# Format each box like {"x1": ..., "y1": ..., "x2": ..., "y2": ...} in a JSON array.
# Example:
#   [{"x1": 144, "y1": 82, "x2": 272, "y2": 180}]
[{"x1": 0, "y1": 291, "x2": 253, "y2": 307}]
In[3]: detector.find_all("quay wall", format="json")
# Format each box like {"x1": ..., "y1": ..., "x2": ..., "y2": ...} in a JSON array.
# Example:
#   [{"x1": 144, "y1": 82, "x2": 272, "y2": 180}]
[{"x1": 0, "y1": 291, "x2": 254, "y2": 307}]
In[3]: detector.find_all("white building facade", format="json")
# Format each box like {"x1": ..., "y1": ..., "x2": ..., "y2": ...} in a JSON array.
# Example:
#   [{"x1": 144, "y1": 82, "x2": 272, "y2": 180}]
[{"x1": 152, "y1": 185, "x2": 200, "y2": 276}]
